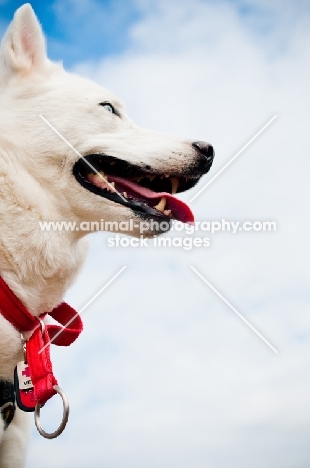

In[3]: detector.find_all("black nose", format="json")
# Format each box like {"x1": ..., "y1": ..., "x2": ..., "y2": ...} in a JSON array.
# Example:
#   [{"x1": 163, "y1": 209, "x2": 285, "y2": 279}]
[{"x1": 192, "y1": 141, "x2": 214, "y2": 160}]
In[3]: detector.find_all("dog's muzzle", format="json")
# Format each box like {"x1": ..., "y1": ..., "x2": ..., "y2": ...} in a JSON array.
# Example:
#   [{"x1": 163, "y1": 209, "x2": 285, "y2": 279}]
[{"x1": 72, "y1": 140, "x2": 215, "y2": 226}]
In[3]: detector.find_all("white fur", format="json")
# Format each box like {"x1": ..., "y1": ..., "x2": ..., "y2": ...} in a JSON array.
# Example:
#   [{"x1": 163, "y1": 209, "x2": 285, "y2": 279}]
[{"x1": 0, "y1": 4, "x2": 202, "y2": 467}]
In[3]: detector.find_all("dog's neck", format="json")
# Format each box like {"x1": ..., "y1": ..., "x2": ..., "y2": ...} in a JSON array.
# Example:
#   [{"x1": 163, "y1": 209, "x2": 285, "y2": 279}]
[{"x1": 0, "y1": 153, "x2": 89, "y2": 315}]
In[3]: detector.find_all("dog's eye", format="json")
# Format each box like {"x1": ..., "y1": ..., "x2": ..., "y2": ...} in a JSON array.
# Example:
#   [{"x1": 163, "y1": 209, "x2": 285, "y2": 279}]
[{"x1": 99, "y1": 102, "x2": 115, "y2": 114}]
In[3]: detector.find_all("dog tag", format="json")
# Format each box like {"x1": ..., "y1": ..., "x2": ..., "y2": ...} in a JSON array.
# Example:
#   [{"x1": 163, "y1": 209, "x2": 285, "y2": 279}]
[{"x1": 14, "y1": 362, "x2": 36, "y2": 412}]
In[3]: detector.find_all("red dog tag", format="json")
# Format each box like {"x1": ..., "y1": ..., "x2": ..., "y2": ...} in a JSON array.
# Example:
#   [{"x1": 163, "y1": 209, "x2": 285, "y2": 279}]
[{"x1": 14, "y1": 361, "x2": 36, "y2": 412}]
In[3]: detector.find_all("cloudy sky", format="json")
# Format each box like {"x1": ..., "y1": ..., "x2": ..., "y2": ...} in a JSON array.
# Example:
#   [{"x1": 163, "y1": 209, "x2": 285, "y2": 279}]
[{"x1": 1, "y1": 1, "x2": 310, "y2": 467}]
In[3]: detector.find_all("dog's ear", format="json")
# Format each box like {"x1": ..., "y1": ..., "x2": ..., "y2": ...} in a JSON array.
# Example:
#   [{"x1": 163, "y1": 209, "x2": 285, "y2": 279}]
[{"x1": 0, "y1": 4, "x2": 47, "y2": 81}]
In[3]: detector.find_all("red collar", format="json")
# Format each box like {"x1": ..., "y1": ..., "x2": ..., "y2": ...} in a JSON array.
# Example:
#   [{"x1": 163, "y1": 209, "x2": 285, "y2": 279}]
[
  {"x1": 0, "y1": 276, "x2": 83, "y2": 406},
  {"x1": 0, "y1": 276, "x2": 40, "y2": 333}
]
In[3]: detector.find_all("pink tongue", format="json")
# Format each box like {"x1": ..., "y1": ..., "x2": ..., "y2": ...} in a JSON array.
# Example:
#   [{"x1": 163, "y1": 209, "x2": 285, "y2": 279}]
[{"x1": 107, "y1": 175, "x2": 194, "y2": 223}]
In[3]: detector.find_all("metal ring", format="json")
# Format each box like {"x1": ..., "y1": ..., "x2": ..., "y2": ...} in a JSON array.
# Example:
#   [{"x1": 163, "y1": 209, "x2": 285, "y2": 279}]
[{"x1": 34, "y1": 386, "x2": 69, "y2": 439}]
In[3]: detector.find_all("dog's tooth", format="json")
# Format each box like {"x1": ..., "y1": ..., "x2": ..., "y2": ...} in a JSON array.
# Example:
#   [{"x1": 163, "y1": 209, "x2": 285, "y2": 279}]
[
  {"x1": 164, "y1": 174, "x2": 170, "y2": 178},
  {"x1": 106, "y1": 181, "x2": 115, "y2": 192},
  {"x1": 135, "y1": 177, "x2": 143, "y2": 183},
  {"x1": 98, "y1": 171, "x2": 108, "y2": 181},
  {"x1": 123, "y1": 191, "x2": 128, "y2": 198},
  {"x1": 154, "y1": 197, "x2": 166, "y2": 212},
  {"x1": 171, "y1": 177, "x2": 179, "y2": 195},
  {"x1": 163, "y1": 209, "x2": 172, "y2": 216}
]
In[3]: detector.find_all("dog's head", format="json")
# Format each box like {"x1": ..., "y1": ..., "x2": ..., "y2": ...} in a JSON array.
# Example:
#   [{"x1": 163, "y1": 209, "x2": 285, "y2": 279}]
[{"x1": 0, "y1": 4, "x2": 214, "y2": 238}]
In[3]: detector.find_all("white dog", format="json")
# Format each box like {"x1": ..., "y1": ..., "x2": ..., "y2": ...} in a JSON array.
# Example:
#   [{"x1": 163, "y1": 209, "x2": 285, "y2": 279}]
[{"x1": 0, "y1": 3, "x2": 214, "y2": 467}]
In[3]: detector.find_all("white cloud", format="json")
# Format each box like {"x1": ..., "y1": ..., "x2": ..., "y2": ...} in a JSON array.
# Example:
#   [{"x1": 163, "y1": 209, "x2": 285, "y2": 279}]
[{"x1": 27, "y1": 1, "x2": 310, "y2": 467}]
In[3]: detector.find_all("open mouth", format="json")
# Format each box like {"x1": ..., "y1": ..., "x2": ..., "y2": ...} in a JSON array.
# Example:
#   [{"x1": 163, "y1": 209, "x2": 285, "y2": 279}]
[{"x1": 73, "y1": 154, "x2": 205, "y2": 223}]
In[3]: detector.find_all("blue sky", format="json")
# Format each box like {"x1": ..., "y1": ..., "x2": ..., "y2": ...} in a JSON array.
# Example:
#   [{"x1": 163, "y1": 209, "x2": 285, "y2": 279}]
[
  {"x1": 1, "y1": 1, "x2": 310, "y2": 468},
  {"x1": 1, "y1": 0, "x2": 143, "y2": 65}
]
